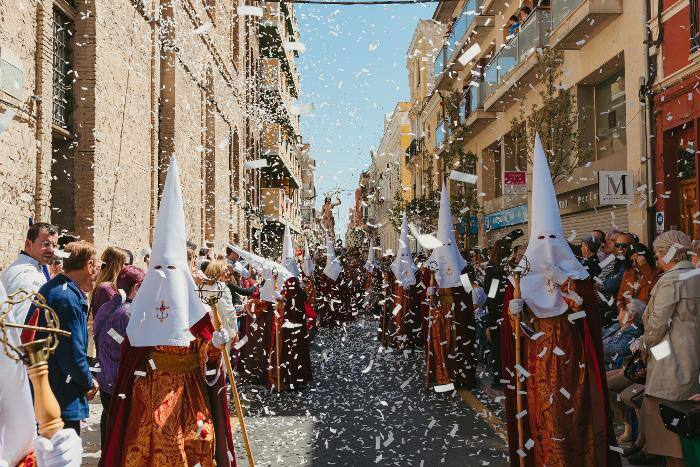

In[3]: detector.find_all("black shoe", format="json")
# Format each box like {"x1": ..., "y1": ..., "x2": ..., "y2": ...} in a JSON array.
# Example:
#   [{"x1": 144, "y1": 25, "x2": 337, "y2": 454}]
[
  {"x1": 627, "y1": 451, "x2": 662, "y2": 465},
  {"x1": 622, "y1": 445, "x2": 642, "y2": 458}
]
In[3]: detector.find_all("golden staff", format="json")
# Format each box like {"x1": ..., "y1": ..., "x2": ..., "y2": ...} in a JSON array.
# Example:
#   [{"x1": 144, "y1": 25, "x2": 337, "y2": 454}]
[
  {"x1": 197, "y1": 282, "x2": 255, "y2": 467},
  {"x1": 512, "y1": 270, "x2": 525, "y2": 467},
  {"x1": 0, "y1": 290, "x2": 71, "y2": 438}
]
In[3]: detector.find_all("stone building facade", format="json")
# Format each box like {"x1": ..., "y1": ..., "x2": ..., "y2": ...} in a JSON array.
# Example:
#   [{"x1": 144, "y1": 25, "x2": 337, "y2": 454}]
[{"x1": 0, "y1": 0, "x2": 266, "y2": 267}]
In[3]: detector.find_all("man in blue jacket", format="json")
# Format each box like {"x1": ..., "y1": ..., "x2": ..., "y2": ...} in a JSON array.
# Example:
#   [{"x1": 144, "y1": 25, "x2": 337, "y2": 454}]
[{"x1": 29, "y1": 240, "x2": 100, "y2": 434}]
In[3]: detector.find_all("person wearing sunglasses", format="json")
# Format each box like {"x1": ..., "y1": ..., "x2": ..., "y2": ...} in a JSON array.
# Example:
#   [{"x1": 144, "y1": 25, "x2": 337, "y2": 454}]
[{"x1": 597, "y1": 232, "x2": 634, "y2": 325}]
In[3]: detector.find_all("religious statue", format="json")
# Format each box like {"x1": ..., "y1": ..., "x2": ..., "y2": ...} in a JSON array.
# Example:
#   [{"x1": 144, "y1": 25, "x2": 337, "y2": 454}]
[{"x1": 320, "y1": 191, "x2": 341, "y2": 241}]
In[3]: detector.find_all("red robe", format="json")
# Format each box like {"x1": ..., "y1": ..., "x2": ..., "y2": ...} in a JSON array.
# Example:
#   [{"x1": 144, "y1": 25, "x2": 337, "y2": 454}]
[
  {"x1": 100, "y1": 314, "x2": 235, "y2": 467},
  {"x1": 500, "y1": 278, "x2": 619, "y2": 467}
]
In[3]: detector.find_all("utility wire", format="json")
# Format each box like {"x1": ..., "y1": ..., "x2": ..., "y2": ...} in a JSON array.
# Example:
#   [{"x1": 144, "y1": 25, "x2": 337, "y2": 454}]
[{"x1": 266, "y1": 0, "x2": 456, "y2": 4}]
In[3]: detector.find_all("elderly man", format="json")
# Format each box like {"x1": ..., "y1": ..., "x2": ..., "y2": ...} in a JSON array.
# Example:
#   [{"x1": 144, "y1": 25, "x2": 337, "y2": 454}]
[{"x1": 639, "y1": 230, "x2": 700, "y2": 467}]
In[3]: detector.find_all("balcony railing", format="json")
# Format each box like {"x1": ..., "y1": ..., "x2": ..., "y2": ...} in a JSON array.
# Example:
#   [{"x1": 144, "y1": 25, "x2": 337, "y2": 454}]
[
  {"x1": 435, "y1": 120, "x2": 448, "y2": 149},
  {"x1": 551, "y1": 0, "x2": 582, "y2": 29},
  {"x1": 483, "y1": 8, "x2": 551, "y2": 101},
  {"x1": 448, "y1": 0, "x2": 484, "y2": 62},
  {"x1": 406, "y1": 137, "x2": 425, "y2": 159},
  {"x1": 434, "y1": 46, "x2": 447, "y2": 77},
  {"x1": 459, "y1": 81, "x2": 487, "y2": 122}
]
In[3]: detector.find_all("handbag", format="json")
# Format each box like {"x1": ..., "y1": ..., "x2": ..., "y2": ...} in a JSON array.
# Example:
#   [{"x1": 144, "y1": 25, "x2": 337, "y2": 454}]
[
  {"x1": 659, "y1": 400, "x2": 700, "y2": 438},
  {"x1": 623, "y1": 350, "x2": 647, "y2": 384}
]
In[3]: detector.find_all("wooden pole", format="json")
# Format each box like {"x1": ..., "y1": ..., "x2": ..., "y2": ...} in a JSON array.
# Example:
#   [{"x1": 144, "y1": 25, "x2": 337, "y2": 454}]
[
  {"x1": 210, "y1": 302, "x2": 255, "y2": 467},
  {"x1": 22, "y1": 340, "x2": 64, "y2": 438},
  {"x1": 425, "y1": 272, "x2": 435, "y2": 389},
  {"x1": 274, "y1": 277, "x2": 282, "y2": 393},
  {"x1": 513, "y1": 272, "x2": 525, "y2": 467}
]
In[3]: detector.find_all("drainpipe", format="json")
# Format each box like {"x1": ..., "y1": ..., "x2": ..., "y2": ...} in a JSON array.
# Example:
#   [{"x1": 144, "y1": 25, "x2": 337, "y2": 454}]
[{"x1": 642, "y1": 0, "x2": 656, "y2": 243}]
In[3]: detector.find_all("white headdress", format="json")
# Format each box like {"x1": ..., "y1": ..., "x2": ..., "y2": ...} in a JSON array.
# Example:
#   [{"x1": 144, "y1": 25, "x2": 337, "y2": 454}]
[
  {"x1": 302, "y1": 238, "x2": 315, "y2": 276},
  {"x1": 364, "y1": 241, "x2": 378, "y2": 272},
  {"x1": 323, "y1": 230, "x2": 343, "y2": 281},
  {"x1": 281, "y1": 221, "x2": 300, "y2": 278},
  {"x1": 127, "y1": 156, "x2": 206, "y2": 347},
  {"x1": 519, "y1": 134, "x2": 589, "y2": 318},
  {"x1": 391, "y1": 213, "x2": 418, "y2": 288},
  {"x1": 427, "y1": 181, "x2": 467, "y2": 288}
]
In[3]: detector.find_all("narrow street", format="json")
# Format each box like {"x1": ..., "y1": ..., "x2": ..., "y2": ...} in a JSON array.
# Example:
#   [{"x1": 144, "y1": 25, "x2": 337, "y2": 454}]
[{"x1": 233, "y1": 319, "x2": 509, "y2": 466}]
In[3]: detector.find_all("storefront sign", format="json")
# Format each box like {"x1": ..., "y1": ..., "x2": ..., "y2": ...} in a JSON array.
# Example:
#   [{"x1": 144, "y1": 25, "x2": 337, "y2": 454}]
[
  {"x1": 598, "y1": 171, "x2": 633, "y2": 205},
  {"x1": 504, "y1": 171, "x2": 527, "y2": 195},
  {"x1": 484, "y1": 204, "x2": 528, "y2": 231},
  {"x1": 557, "y1": 185, "x2": 599, "y2": 215}
]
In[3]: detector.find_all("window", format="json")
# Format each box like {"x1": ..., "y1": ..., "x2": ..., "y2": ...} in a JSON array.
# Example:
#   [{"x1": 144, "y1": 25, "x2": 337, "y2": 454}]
[
  {"x1": 52, "y1": 9, "x2": 73, "y2": 129},
  {"x1": 594, "y1": 70, "x2": 626, "y2": 159}
]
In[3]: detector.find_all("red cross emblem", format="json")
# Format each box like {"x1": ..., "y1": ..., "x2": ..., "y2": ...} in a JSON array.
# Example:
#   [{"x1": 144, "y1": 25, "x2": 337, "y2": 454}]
[{"x1": 156, "y1": 301, "x2": 170, "y2": 322}]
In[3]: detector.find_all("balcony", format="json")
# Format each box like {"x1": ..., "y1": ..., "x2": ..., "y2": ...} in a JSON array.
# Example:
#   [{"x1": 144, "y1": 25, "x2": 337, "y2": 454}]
[
  {"x1": 406, "y1": 137, "x2": 425, "y2": 159},
  {"x1": 262, "y1": 123, "x2": 301, "y2": 188},
  {"x1": 261, "y1": 187, "x2": 301, "y2": 231},
  {"x1": 261, "y1": 58, "x2": 300, "y2": 138},
  {"x1": 549, "y1": 0, "x2": 622, "y2": 50},
  {"x1": 482, "y1": 8, "x2": 551, "y2": 112},
  {"x1": 461, "y1": 81, "x2": 497, "y2": 134},
  {"x1": 434, "y1": 0, "x2": 494, "y2": 91},
  {"x1": 435, "y1": 120, "x2": 448, "y2": 150},
  {"x1": 260, "y1": 3, "x2": 301, "y2": 96}
]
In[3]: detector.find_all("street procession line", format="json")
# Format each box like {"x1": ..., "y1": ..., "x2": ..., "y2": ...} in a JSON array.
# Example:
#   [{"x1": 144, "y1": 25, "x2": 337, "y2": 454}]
[{"x1": 457, "y1": 389, "x2": 508, "y2": 443}]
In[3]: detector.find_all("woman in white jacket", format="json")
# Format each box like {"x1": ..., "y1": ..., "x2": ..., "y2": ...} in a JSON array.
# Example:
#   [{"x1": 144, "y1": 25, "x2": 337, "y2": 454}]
[{"x1": 203, "y1": 259, "x2": 239, "y2": 350}]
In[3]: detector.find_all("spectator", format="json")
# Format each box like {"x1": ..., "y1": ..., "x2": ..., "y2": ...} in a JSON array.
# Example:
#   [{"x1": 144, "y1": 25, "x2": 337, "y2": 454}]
[
  {"x1": 469, "y1": 249, "x2": 485, "y2": 285},
  {"x1": 616, "y1": 242, "x2": 661, "y2": 315},
  {"x1": 518, "y1": 5, "x2": 531, "y2": 23},
  {"x1": 226, "y1": 244, "x2": 250, "y2": 279},
  {"x1": 580, "y1": 236, "x2": 601, "y2": 278},
  {"x1": 691, "y1": 239, "x2": 700, "y2": 268},
  {"x1": 598, "y1": 232, "x2": 633, "y2": 324},
  {"x1": 639, "y1": 230, "x2": 700, "y2": 466},
  {"x1": 482, "y1": 239, "x2": 511, "y2": 387},
  {"x1": 0, "y1": 223, "x2": 58, "y2": 343},
  {"x1": 204, "y1": 259, "x2": 239, "y2": 349},
  {"x1": 506, "y1": 14, "x2": 520, "y2": 36},
  {"x1": 31, "y1": 241, "x2": 100, "y2": 434},
  {"x1": 92, "y1": 265, "x2": 144, "y2": 447},
  {"x1": 469, "y1": 269, "x2": 488, "y2": 366},
  {"x1": 90, "y1": 246, "x2": 128, "y2": 316}
]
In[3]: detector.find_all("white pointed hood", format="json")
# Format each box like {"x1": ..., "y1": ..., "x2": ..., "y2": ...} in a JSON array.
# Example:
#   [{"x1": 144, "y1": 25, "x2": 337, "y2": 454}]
[
  {"x1": 427, "y1": 181, "x2": 467, "y2": 288},
  {"x1": 391, "y1": 214, "x2": 418, "y2": 288},
  {"x1": 364, "y1": 241, "x2": 378, "y2": 272},
  {"x1": 127, "y1": 156, "x2": 206, "y2": 347},
  {"x1": 323, "y1": 230, "x2": 342, "y2": 281},
  {"x1": 519, "y1": 134, "x2": 589, "y2": 318},
  {"x1": 229, "y1": 245, "x2": 290, "y2": 302},
  {"x1": 302, "y1": 238, "x2": 314, "y2": 276},
  {"x1": 281, "y1": 221, "x2": 300, "y2": 277}
]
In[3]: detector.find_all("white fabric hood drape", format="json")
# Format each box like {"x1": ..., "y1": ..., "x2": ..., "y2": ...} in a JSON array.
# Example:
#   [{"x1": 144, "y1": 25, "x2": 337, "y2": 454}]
[
  {"x1": 391, "y1": 214, "x2": 418, "y2": 288},
  {"x1": 323, "y1": 230, "x2": 343, "y2": 281},
  {"x1": 229, "y1": 245, "x2": 290, "y2": 302},
  {"x1": 427, "y1": 181, "x2": 467, "y2": 288},
  {"x1": 281, "y1": 221, "x2": 300, "y2": 278},
  {"x1": 364, "y1": 242, "x2": 378, "y2": 272},
  {"x1": 302, "y1": 239, "x2": 314, "y2": 276},
  {"x1": 518, "y1": 134, "x2": 589, "y2": 318},
  {"x1": 127, "y1": 156, "x2": 206, "y2": 347}
]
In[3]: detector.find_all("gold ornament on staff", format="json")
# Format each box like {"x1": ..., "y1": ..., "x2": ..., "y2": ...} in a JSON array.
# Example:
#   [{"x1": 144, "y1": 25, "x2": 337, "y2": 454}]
[
  {"x1": 196, "y1": 281, "x2": 255, "y2": 467},
  {"x1": 0, "y1": 289, "x2": 71, "y2": 439},
  {"x1": 506, "y1": 254, "x2": 531, "y2": 467}
]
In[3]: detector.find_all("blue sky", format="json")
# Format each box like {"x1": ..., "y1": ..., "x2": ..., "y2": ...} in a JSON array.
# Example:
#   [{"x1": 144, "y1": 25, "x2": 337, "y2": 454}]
[{"x1": 296, "y1": 4, "x2": 433, "y2": 236}]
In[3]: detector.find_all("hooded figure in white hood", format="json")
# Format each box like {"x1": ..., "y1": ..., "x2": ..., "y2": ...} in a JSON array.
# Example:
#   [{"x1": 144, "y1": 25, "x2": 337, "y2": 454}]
[
  {"x1": 301, "y1": 238, "x2": 314, "y2": 277},
  {"x1": 424, "y1": 181, "x2": 476, "y2": 391},
  {"x1": 103, "y1": 156, "x2": 236, "y2": 466},
  {"x1": 322, "y1": 230, "x2": 343, "y2": 281},
  {"x1": 501, "y1": 134, "x2": 617, "y2": 467},
  {"x1": 281, "y1": 221, "x2": 301, "y2": 278},
  {"x1": 389, "y1": 214, "x2": 423, "y2": 350}
]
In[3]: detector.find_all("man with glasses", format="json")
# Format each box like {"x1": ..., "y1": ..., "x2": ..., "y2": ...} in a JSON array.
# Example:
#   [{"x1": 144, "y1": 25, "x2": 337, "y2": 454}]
[
  {"x1": 0, "y1": 222, "x2": 58, "y2": 342},
  {"x1": 597, "y1": 232, "x2": 634, "y2": 324}
]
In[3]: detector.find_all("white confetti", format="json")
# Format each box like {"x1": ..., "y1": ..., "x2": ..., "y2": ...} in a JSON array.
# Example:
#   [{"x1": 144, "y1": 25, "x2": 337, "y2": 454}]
[{"x1": 107, "y1": 328, "x2": 124, "y2": 344}]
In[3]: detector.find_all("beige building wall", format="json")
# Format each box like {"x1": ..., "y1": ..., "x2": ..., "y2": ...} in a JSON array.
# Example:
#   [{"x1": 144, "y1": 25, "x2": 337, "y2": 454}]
[
  {"x1": 0, "y1": 0, "x2": 256, "y2": 267},
  {"x1": 425, "y1": 0, "x2": 646, "y2": 246}
]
